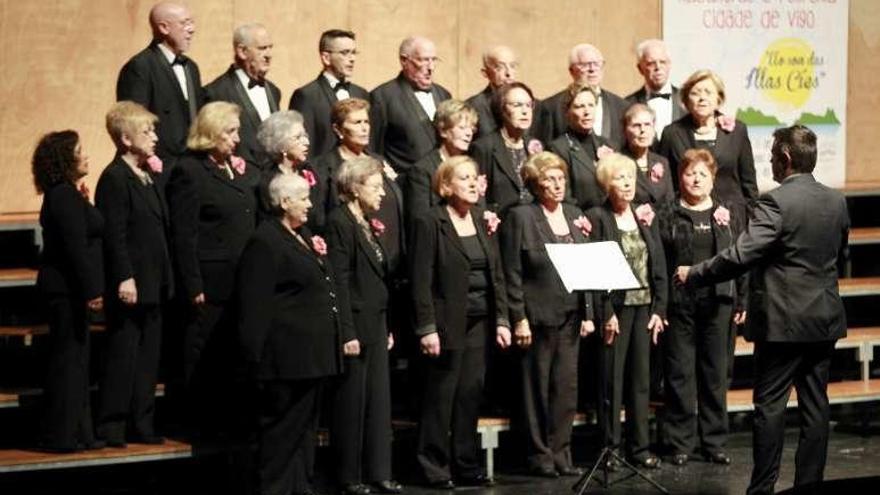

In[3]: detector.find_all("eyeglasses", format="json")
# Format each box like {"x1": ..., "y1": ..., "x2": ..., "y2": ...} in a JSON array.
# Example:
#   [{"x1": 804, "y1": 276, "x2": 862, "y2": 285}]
[
  {"x1": 290, "y1": 133, "x2": 309, "y2": 143},
  {"x1": 572, "y1": 60, "x2": 604, "y2": 70},
  {"x1": 405, "y1": 55, "x2": 441, "y2": 66},
  {"x1": 489, "y1": 61, "x2": 519, "y2": 72},
  {"x1": 325, "y1": 49, "x2": 359, "y2": 57}
]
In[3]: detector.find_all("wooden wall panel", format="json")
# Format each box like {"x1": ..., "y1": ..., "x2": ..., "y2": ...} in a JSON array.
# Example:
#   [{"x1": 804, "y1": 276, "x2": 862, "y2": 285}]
[{"x1": 0, "y1": 0, "x2": 875, "y2": 213}]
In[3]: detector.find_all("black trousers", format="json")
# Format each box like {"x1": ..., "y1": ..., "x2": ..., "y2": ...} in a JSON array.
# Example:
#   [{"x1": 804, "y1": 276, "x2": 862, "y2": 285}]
[
  {"x1": 41, "y1": 296, "x2": 95, "y2": 449},
  {"x1": 747, "y1": 340, "x2": 835, "y2": 495},
  {"x1": 331, "y1": 338, "x2": 392, "y2": 485},
  {"x1": 663, "y1": 298, "x2": 732, "y2": 456},
  {"x1": 416, "y1": 317, "x2": 488, "y2": 482},
  {"x1": 598, "y1": 304, "x2": 651, "y2": 459},
  {"x1": 258, "y1": 378, "x2": 323, "y2": 495},
  {"x1": 96, "y1": 302, "x2": 163, "y2": 442},
  {"x1": 521, "y1": 314, "x2": 580, "y2": 471}
]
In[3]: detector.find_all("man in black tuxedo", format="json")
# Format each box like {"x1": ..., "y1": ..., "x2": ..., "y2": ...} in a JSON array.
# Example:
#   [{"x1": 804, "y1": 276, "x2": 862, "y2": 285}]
[
  {"x1": 117, "y1": 2, "x2": 204, "y2": 165},
  {"x1": 289, "y1": 29, "x2": 370, "y2": 158},
  {"x1": 466, "y1": 45, "x2": 517, "y2": 139},
  {"x1": 676, "y1": 125, "x2": 849, "y2": 495},
  {"x1": 205, "y1": 23, "x2": 280, "y2": 170},
  {"x1": 625, "y1": 39, "x2": 684, "y2": 141},
  {"x1": 370, "y1": 36, "x2": 451, "y2": 178},
  {"x1": 539, "y1": 44, "x2": 627, "y2": 148}
]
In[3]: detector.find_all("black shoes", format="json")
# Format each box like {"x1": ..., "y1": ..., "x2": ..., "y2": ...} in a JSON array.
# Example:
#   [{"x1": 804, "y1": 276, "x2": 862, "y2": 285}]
[
  {"x1": 340, "y1": 483, "x2": 371, "y2": 495},
  {"x1": 631, "y1": 454, "x2": 662, "y2": 469},
  {"x1": 457, "y1": 473, "x2": 493, "y2": 487},
  {"x1": 557, "y1": 466, "x2": 585, "y2": 477},
  {"x1": 703, "y1": 451, "x2": 732, "y2": 465},
  {"x1": 371, "y1": 480, "x2": 402, "y2": 494},
  {"x1": 529, "y1": 466, "x2": 559, "y2": 478},
  {"x1": 604, "y1": 457, "x2": 622, "y2": 472},
  {"x1": 426, "y1": 479, "x2": 455, "y2": 490},
  {"x1": 671, "y1": 453, "x2": 689, "y2": 466}
]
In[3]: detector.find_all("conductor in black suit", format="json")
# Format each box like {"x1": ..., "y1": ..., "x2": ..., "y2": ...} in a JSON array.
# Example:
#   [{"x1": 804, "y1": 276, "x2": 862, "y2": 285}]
[
  {"x1": 625, "y1": 39, "x2": 685, "y2": 140},
  {"x1": 676, "y1": 125, "x2": 850, "y2": 495},
  {"x1": 204, "y1": 23, "x2": 280, "y2": 171},
  {"x1": 117, "y1": 2, "x2": 203, "y2": 165},
  {"x1": 238, "y1": 173, "x2": 357, "y2": 495},
  {"x1": 370, "y1": 36, "x2": 452, "y2": 177},
  {"x1": 540, "y1": 44, "x2": 627, "y2": 148},
  {"x1": 289, "y1": 29, "x2": 370, "y2": 159},
  {"x1": 94, "y1": 102, "x2": 172, "y2": 447}
]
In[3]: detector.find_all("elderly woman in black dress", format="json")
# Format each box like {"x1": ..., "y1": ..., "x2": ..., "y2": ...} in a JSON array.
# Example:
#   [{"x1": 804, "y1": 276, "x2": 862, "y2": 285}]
[
  {"x1": 500, "y1": 151, "x2": 595, "y2": 478},
  {"x1": 32, "y1": 130, "x2": 104, "y2": 452},
  {"x1": 622, "y1": 103, "x2": 674, "y2": 208},
  {"x1": 326, "y1": 156, "x2": 402, "y2": 495},
  {"x1": 255, "y1": 110, "x2": 312, "y2": 221},
  {"x1": 586, "y1": 152, "x2": 667, "y2": 470},
  {"x1": 238, "y1": 173, "x2": 358, "y2": 495},
  {"x1": 94, "y1": 101, "x2": 172, "y2": 447},
  {"x1": 411, "y1": 156, "x2": 511, "y2": 488}
]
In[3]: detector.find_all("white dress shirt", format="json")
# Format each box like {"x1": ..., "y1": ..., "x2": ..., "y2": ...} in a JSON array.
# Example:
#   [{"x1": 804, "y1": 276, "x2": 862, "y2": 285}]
[
  {"x1": 157, "y1": 43, "x2": 189, "y2": 101},
  {"x1": 646, "y1": 82, "x2": 674, "y2": 137},
  {"x1": 235, "y1": 68, "x2": 272, "y2": 121},
  {"x1": 323, "y1": 72, "x2": 350, "y2": 101},
  {"x1": 414, "y1": 89, "x2": 437, "y2": 120}
]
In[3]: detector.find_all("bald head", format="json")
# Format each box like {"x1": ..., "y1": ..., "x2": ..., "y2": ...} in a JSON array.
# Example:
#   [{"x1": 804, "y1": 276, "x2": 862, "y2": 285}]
[
  {"x1": 481, "y1": 45, "x2": 518, "y2": 89},
  {"x1": 568, "y1": 43, "x2": 605, "y2": 88},
  {"x1": 635, "y1": 39, "x2": 671, "y2": 91},
  {"x1": 399, "y1": 36, "x2": 438, "y2": 90},
  {"x1": 149, "y1": 2, "x2": 195, "y2": 54}
]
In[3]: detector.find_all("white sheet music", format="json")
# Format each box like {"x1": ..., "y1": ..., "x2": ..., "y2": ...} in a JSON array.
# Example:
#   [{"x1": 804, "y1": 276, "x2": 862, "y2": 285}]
[{"x1": 545, "y1": 241, "x2": 641, "y2": 292}]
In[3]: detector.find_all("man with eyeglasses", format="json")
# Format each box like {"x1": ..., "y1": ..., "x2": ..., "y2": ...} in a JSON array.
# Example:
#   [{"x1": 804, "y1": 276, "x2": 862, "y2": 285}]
[
  {"x1": 290, "y1": 29, "x2": 370, "y2": 158},
  {"x1": 369, "y1": 36, "x2": 452, "y2": 178},
  {"x1": 204, "y1": 23, "x2": 281, "y2": 171},
  {"x1": 626, "y1": 39, "x2": 685, "y2": 140},
  {"x1": 539, "y1": 43, "x2": 627, "y2": 149}
]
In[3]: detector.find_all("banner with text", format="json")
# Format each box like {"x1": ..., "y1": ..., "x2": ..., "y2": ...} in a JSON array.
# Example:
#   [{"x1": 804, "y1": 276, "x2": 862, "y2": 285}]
[{"x1": 663, "y1": 0, "x2": 848, "y2": 190}]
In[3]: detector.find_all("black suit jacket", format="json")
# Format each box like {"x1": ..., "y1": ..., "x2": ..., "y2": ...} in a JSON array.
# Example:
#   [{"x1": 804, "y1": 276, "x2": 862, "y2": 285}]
[
  {"x1": 621, "y1": 149, "x2": 674, "y2": 207},
  {"x1": 405, "y1": 149, "x2": 443, "y2": 230},
  {"x1": 470, "y1": 130, "x2": 540, "y2": 216},
  {"x1": 688, "y1": 174, "x2": 849, "y2": 343},
  {"x1": 540, "y1": 87, "x2": 627, "y2": 149},
  {"x1": 95, "y1": 157, "x2": 173, "y2": 304},
  {"x1": 117, "y1": 43, "x2": 204, "y2": 162},
  {"x1": 500, "y1": 203, "x2": 594, "y2": 327},
  {"x1": 369, "y1": 73, "x2": 451, "y2": 174},
  {"x1": 37, "y1": 183, "x2": 105, "y2": 300},
  {"x1": 410, "y1": 206, "x2": 510, "y2": 350},
  {"x1": 326, "y1": 206, "x2": 390, "y2": 345},
  {"x1": 586, "y1": 204, "x2": 668, "y2": 321},
  {"x1": 204, "y1": 66, "x2": 281, "y2": 170},
  {"x1": 289, "y1": 74, "x2": 370, "y2": 159},
  {"x1": 237, "y1": 219, "x2": 348, "y2": 380},
  {"x1": 166, "y1": 152, "x2": 260, "y2": 302},
  {"x1": 548, "y1": 131, "x2": 611, "y2": 211}
]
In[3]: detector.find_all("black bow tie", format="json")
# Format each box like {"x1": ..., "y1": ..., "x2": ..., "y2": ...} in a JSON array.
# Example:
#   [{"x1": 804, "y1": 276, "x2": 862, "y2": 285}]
[
  {"x1": 650, "y1": 92, "x2": 671, "y2": 100},
  {"x1": 171, "y1": 56, "x2": 186, "y2": 66},
  {"x1": 332, "y1": 80, "x2": 350, "y2": 92},
  {"x1": 248, "y1": 78, "x2": 265, "y2": 89}
]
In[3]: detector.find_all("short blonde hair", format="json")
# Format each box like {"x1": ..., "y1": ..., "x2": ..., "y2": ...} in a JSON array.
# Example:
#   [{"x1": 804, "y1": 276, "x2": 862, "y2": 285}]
[
  {"x1": 187, "y1": 101, "x2": 241, "y2": 151},
  {"x1": 521, "y1": 152, "x2": 568, "y2": 197},
  {"x1": 434, "y1": 99, "x2": 478, "y2": 134},
  {"x1": 433, "y1": 155, "x2": 478, "y2": 199},
  {"x1": 680, "y1": 69, "x2": 726, "y2": 110},
  {"x1": 106, "y1": 101, "x2": 158, "y2": 149},
  {"x1": 595, "y1": 152, "x2": 637, "y2": 194},
  {"x1": 336, "y1": 156, "x2": 384, "y2": 203}
]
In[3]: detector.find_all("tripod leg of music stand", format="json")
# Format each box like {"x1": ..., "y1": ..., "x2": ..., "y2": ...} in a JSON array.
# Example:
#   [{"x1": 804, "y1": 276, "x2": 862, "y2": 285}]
[
  {"x1": 610, "y1": 451, "x2": 669, "y2": 494},
  {"x1": 571, "y1": 447, "x2": 612, "y2": 495}
]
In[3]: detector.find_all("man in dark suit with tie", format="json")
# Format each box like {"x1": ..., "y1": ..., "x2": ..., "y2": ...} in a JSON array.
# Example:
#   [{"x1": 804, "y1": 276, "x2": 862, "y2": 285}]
[
  {"x1": 204, "y1": 23, "x2": 281, "y2": 171},
  {"x1": 370, "y1": 36, "x2": 452, "y2": 178},
  {"x1": 117, "y1": 2, "x2": 204, "y2": 166},
  {"x1": 625, "y1": 39, "x2": 685, "y2": 141},
  {"x1": 676, "y1": 125, "x2": 849, "y2": 495},
  {"x1": 539, "y1": 44, "x2": 627, "y2": 148},
  {"x1": 289, "y1": 29, "x2": 370, "y2": 159}
]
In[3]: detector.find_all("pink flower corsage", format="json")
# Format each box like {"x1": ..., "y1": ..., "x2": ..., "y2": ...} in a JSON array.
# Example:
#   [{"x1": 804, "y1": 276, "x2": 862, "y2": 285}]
[
  {"x1": 230, "y1": 155, "x2": 246, "y2": 175},
  {"x1": 476, "y1": 174, "x2": 488, "y2": 197},
  {"x1": 311, "y1": 235, "x2": 327, "y2": 256},
  {"x1": 300, "y1": 169, "x2": 317, "y2": 188},
  {"x1": 145, "y1": 155, "x2": 163, "y2": 174},
  {"x1": 634, "y1": 203, "x2": 655, "y2": 227},
  {"x1": 649, "y1": 162, "x2": 664, "y2": 183},
  {"x1": 483, "y1": 210, "x2": 501, "y2": 236},
  {"x1": 78, "y1": 182, "x2": 91, "y2": 202},
  {"x1": 713, "y1": 206, "x2": 731, "y2": 226},
  {"x1": 527, "y1": 139, "x2": 544, "y2": 155},
  {"x1": 573, "y1": 215, "x2": 592, "y2": 236},
  {"x1": 596, "y1": 144, "x2": 614, "y2": 160},
  {"x1": 370, "y1": 218, "x2": 386, "y2": 236},
  {"x1": 717, "y1": 115, "x2": 736, "y2": 132}
]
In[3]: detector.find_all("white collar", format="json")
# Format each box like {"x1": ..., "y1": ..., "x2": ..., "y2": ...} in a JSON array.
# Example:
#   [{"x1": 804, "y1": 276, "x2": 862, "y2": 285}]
[{"x1": 156, "y1": 43, "x2": 178, "y2": 64}]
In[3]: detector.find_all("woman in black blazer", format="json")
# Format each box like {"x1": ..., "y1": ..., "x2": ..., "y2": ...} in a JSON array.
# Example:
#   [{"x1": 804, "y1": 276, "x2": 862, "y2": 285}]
[
  {"x1": 237, "y1": 173, "x2": 358, "y2": 495},
  {"x1": 500, "y1": 152, "x2": 595, "y2": 478},
  {"x1": 659, "y1": 69, "x2": 757, "y2": 231},
  {"x1": 32, "y1": 130, "x2": 105, "y2": 452},
  {"x1": 586, "y1": 153, "x2": 668, "y2": 469},
  {"x1": 326, "y1": 156, "x2": 402, "y2": 495},
  {"x1": 547, "y1": 83, "x2": 614, "y2": 212},
  {"x1": 255, "y1": 110, "x2": 316, "y2": 225},
  {"x1": 94, "y1": 102, "x2": 173, "y2": 447},
  {"x1": 658, "y1": 149, "x2": 746, "y2": 466},
  {"x1": 410, "y1": 156, "x2": 511, "y2": 488},
  {"x1": 166, "y1": 101, "x2": 260, "y2": 431},
  {"x1": 470, "y1": 82, "x2": 542, "y2": 216},
  {"x1": 622, "y1": 103, "x2": 674, "y2": 208}
]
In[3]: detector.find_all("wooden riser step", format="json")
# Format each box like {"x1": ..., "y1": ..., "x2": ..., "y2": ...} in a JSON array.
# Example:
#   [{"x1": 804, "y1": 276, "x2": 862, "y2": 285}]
[
  {"x1": 734, "y1": 327, "x2": 880, "y2": 356},
  {"x1": 0, "y1": 439, "x2": 191, "y2": 473},
  {"x1": 0, "y1": 212, "x2": 38, "y2": 231},
  {"x1": 0, "y1": 384, "x2": 164, "y2": 409},
  {"x1": 727, "y1": 379, "x2": 880, "y2": 412},
  {"x1": 839, "y1": 277, "x2": 880, "y2": 297},
  {"x1": 0, "y1": 324, "x2": 106, "y2": 345},
  {"x1": 0, "y1": 268, "x2": 38, "y2": 288},
  {"x1": 849, "y1": 227, "x2": 880, "y2": 246}
]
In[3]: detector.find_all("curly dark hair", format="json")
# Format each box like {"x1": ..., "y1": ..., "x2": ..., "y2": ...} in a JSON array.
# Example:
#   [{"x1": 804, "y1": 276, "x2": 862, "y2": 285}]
[{"x1": 32, "y1": 130, "x2": 80, "y2": 194}]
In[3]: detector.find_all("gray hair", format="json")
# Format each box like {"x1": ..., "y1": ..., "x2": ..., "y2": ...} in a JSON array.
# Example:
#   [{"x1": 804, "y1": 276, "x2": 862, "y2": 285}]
[
  {"x1": 233, "y1": 23, "x2": 266, "y2": 48},
  {"x1": 399, "y1": 36, "x2": 431, "y2": 57},
  {"x1": 257, "y1": 110, "x2": 305, "y2": 163},
  {"x1": 336, "y1": 156, "x2": 384, "y2": 203},
  {"x1": 267, "y1": 173, "x2": 310, "y2": 215},
  {"x1": 635, "y1": 38, "x2": 667, "y2": 61}
]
